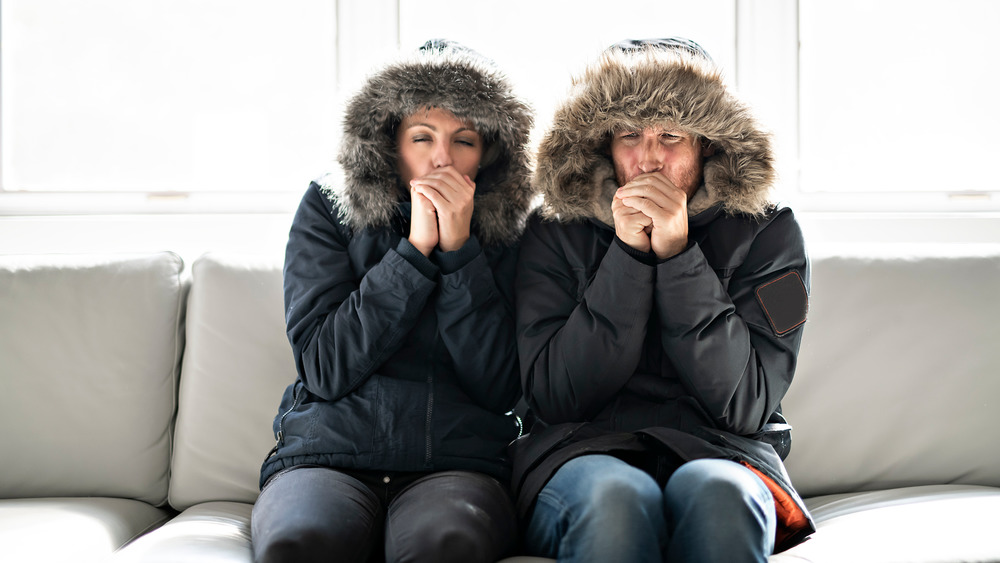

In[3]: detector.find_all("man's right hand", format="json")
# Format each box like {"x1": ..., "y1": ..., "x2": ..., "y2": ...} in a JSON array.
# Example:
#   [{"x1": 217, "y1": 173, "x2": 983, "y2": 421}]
[
  {"x1": 615, "y1": 172, "x2": 689, "y2": 260},
  {"x1": 612, "y1": 194, "x2": 653, "y2": 253},
  {"x1": 408, "y1": 186, "x2": 438, "y2": 256}
]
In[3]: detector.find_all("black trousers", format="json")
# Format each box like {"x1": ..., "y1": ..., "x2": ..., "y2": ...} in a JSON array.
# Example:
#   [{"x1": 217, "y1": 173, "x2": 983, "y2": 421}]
[{"x1": 251, "y1": 465, "x2": 517, "y2": 563}]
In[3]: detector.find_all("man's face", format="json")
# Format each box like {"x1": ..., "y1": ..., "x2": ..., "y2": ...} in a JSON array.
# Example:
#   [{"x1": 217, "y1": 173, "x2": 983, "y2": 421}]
[{"x1": 610, "y1": 125, "x2": 709, "y2": 198}]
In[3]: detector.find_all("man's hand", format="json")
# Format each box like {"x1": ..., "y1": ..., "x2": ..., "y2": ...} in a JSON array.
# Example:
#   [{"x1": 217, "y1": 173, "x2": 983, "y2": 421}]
[
  {"x1": 408, "y1": 186, "x2": 439, "y2": 257},
  {"x1": 611, "y1": 195, "x2": 653, "y2": 253},
  {"x1": 614, "y1": 172, "x2": 689, "y2": 260},
  {"x1": 410, "y1": 166, "x2": 475, "y2": 252}
]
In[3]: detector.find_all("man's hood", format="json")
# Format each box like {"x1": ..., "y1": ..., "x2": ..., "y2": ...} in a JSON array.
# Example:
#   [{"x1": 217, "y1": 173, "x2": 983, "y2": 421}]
[
  {"x1": 535, "y1": 40, "x2": 775, "y2": 226},
  {"x1": 324, "y1": 39, "x2": 535, "y2": 246}
]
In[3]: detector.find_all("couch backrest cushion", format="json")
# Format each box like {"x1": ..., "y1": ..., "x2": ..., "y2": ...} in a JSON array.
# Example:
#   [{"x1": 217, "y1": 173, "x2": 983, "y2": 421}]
[
  {"x1": 0, "y1": 253, "x2": 184, "y2": 504},
  {"x1": 168, "y1": 253, "x2": 296, "y2": 511},
  {"x1": 784, "y1": 253, "x2": 1000, "y2": 497}
]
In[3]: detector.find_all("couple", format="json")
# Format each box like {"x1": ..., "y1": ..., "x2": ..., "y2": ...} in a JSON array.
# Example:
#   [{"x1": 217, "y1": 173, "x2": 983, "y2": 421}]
[{"x1": 251, "y1": 37, "x2": 814, "y2": 563}]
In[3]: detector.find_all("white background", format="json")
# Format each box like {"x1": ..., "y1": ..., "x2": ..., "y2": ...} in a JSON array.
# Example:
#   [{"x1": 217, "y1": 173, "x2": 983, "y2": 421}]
[{"x1": 1, "y1": 0, "x2": 998, "y2": 263}]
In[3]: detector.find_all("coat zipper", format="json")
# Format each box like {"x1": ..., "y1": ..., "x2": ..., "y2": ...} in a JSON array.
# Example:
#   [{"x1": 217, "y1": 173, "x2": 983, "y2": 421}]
[
  {"x1": 424, "y1": 373, "x2": 434, "y2": 465},
  {"x1": 424, "y1": 336, "x2": 436, "y2": 466},
  {"x1": 275, "y1": 383, "x2": 304, "y2": 447}
]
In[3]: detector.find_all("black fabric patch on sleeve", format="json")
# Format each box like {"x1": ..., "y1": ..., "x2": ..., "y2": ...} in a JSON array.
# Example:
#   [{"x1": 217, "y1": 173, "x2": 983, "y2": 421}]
[{"x1": 755, "y1": 271, "x2": 808, "y2": 336}]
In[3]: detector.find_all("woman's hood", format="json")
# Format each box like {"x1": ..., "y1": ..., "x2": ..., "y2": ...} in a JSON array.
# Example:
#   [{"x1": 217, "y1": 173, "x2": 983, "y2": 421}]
[
  {"x1": 535, "y1": 40, "x2": 775, "y2": 225},
  {"x1": 325, "y1": 39, "x2": 535, "y2": 246}
]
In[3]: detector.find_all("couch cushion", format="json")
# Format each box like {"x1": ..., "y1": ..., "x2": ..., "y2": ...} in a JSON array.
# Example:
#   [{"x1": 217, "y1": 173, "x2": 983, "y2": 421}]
[
  {"x1": 770, "y1": 484, "x2": 1000, "y2": 562},
  {"x1": 0, "y1": 253, "x2": 184, "y2": 504},
  {"x1": 111, "y1": 501, "x2": 252, "y2": 562},
  {"x1": 168, "y1": 253, "x2": 297, "y2": 510},
  {"x1": 784, "y1": 254, "x2": 1000, "y2": 497},
  {"x1": 0, "y1": 495, "x2": 173, "y2": 562}
]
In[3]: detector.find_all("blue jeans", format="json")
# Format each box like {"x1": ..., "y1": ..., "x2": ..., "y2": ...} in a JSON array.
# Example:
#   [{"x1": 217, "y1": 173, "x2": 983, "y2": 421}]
[{"x1": 523, "y1": 455, "x2": 776, "y2": 563}]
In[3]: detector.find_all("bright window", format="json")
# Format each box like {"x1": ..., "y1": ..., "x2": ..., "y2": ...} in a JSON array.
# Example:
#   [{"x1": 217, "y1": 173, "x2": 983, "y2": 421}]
[
  {"x1": 799, "y1": 0, "x2": 1000, "y2": 198},
  {"x1": 2, "y1": 0, "x2": 998, "y2": 217},
  {"x1": 1, "y1": 0, "x2": 338, "y2": 206}
]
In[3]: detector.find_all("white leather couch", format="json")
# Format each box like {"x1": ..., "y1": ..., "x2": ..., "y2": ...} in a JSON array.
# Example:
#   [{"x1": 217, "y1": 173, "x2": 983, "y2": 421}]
[{"x1": 2, "y1": 250, "x2": 999, "y2": 563}]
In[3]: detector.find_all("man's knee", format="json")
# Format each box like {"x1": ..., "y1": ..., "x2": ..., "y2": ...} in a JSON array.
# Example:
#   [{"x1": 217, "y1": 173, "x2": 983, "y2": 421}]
[
  {"x1": 666, "y1": 459, "x2": 773, "y2": 514},
  {"x1": 585, "y1": 470, "x2": 662, "y2": 516}
]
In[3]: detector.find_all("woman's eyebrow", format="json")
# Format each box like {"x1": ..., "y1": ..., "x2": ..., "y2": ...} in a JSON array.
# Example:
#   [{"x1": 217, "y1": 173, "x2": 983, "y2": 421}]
[{"x1": 404, "y1": 122, "x2": 436, "y2": 131}]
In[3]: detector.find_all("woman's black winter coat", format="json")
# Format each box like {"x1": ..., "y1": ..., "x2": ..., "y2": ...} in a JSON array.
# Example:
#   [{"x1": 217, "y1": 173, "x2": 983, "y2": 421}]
[{"x1": 259, "y1": 43, "x2": 534, "y2": 487}]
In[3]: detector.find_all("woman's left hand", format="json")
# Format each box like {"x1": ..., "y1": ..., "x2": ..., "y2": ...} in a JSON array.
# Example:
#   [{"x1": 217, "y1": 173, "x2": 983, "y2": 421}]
[{"x1": 410, "y1": 166, "x2": 475, "y2": 252}]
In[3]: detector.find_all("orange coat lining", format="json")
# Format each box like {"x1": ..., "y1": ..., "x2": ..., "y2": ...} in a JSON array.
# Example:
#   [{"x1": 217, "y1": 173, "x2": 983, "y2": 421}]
[{"x1": 740, "y1": 461, "x2": 810, "y2": 547}]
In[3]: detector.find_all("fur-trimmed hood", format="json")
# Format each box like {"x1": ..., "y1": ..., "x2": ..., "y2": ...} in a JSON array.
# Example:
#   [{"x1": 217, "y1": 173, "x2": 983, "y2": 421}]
[
  {"x1": 536, "y1": 39, "x2": 775, "y2": 225},
  {"x1": 324, "y1": 39, "x2": 535, "y2": 246}
]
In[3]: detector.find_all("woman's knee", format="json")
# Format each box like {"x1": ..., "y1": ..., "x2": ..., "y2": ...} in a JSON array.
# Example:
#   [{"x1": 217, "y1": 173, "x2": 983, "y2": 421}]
[
  {"x1": 251, "y1": 467, "x2": 382, "y2": 563},
  {"x1": 254, "y1": 525, "x2": 352, "y2": 563},
  {"x1": 385, "y1": 471, "x2": 516, "y2": 563}
]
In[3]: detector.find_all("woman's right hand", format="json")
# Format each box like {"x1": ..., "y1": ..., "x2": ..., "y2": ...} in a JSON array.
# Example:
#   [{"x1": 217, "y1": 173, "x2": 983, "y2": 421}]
[{"x1": 408, "y1": 185, "x2": 439, "y2": 256}]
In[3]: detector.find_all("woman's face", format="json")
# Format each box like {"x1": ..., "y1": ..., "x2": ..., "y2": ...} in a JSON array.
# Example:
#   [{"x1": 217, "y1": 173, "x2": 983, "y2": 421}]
[{"x1": 396, "y1": 107, "x2": 483, "y2": 186}]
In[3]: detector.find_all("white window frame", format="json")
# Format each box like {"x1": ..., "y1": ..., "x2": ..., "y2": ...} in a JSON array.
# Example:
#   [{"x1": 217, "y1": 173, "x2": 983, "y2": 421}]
[
  {"x1": 2, "y1": 0, "x2": 998, "y2": 222},
  {"x1": 0, "y1": 0, "x2": 399, "y2": 217},
  {"x1": 737, "y1": 0, "x2": 999, "y2": 215}
]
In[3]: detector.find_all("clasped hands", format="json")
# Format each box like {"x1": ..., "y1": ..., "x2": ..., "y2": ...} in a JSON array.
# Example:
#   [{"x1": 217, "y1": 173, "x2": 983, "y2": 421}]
[
  {"x1": 612, "y1": 171, "x2": 689, "y2": 260},
  {"x1": 407, "y1": 166, "x2": 475, "y2": 256}
]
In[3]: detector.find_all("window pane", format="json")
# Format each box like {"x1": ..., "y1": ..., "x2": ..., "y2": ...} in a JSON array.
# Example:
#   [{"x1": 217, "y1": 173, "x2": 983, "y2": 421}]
[
  {"x1": 799, "y1": 0, "x2": 1000, "y2": 193},
  {"x1": 1, "y1": 0, "x2": 337, "y2": 193},
  {"x1": 398, "y1": 0, "x2": 736, "y2": 142}
]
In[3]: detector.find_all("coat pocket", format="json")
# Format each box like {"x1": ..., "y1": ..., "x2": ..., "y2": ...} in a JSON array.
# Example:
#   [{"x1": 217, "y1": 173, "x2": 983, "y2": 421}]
[{"x1": 748, "y1": 411, "x2": 793, "y2": 460}]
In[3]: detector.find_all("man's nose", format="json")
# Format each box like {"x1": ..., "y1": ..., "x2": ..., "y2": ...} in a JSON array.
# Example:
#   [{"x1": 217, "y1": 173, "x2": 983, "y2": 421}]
[{"x1": 637, "y1": 137, "x2": 663, "y2": 173}]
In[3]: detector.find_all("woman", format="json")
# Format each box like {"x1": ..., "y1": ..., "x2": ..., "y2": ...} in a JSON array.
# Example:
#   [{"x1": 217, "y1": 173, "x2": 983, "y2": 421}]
[{"x1": 252, "y1": 39, "x2": 534, "y2": 563}]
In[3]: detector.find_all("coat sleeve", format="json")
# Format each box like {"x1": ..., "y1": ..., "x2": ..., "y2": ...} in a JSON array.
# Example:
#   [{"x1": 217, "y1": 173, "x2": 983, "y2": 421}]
[
  {"x1": 433, "y1": 236, "x2": 521, "y2": 413},
  {"x1": 283, "y1": 183, "x2": 437, "y2": 401},
  {"x1": 654, "y1": 208, "x2": 809, "y2": 435},
  {"x1": 515, "y1": 216, "x2": 655, "y2": 423}
]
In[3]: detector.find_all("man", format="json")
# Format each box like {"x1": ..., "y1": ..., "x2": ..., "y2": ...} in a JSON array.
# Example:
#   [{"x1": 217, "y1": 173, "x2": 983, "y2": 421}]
[{"x1": 512, "y1": 38, "x2": 815, "y2": 563}]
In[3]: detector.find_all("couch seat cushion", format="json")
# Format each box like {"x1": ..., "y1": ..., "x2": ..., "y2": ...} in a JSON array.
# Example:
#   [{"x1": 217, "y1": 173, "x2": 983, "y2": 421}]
[
  {"x1": 770, "y1": 484, "x2": 1000, "y2": 562},
  {"x1": 0, "y1": 497, "x2": 172, "y2": 563},
  {"x1": 112, "y1": 501, "x2": 253, "y2": 562}
]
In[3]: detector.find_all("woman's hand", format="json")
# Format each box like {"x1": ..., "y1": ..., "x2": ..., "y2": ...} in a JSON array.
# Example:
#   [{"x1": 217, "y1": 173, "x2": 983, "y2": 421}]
[
  {"x1": 408, "y1": 185, "x2": 439, "y2": 256},
  {"x1": 410, "y1": 166, "x2": 475, "y2": 252},
  {"x1": 614, "y1": 172, "x2": 688, "y2": 260}
]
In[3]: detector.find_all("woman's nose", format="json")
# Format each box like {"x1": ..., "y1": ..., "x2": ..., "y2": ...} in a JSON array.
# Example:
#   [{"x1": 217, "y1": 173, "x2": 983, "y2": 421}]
[{"x1": 432, "y1": 142, "x2": 453, "y2": 168}]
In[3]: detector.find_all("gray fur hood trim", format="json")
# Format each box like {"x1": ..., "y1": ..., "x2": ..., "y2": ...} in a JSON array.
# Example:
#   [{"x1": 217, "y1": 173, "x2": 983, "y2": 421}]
[
  {"x1": 325, "y1": 45, "x2": 535, "y2": 246},
  {"x1": 536, "y1": 46, "x2": 775, "y2": 224}
]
